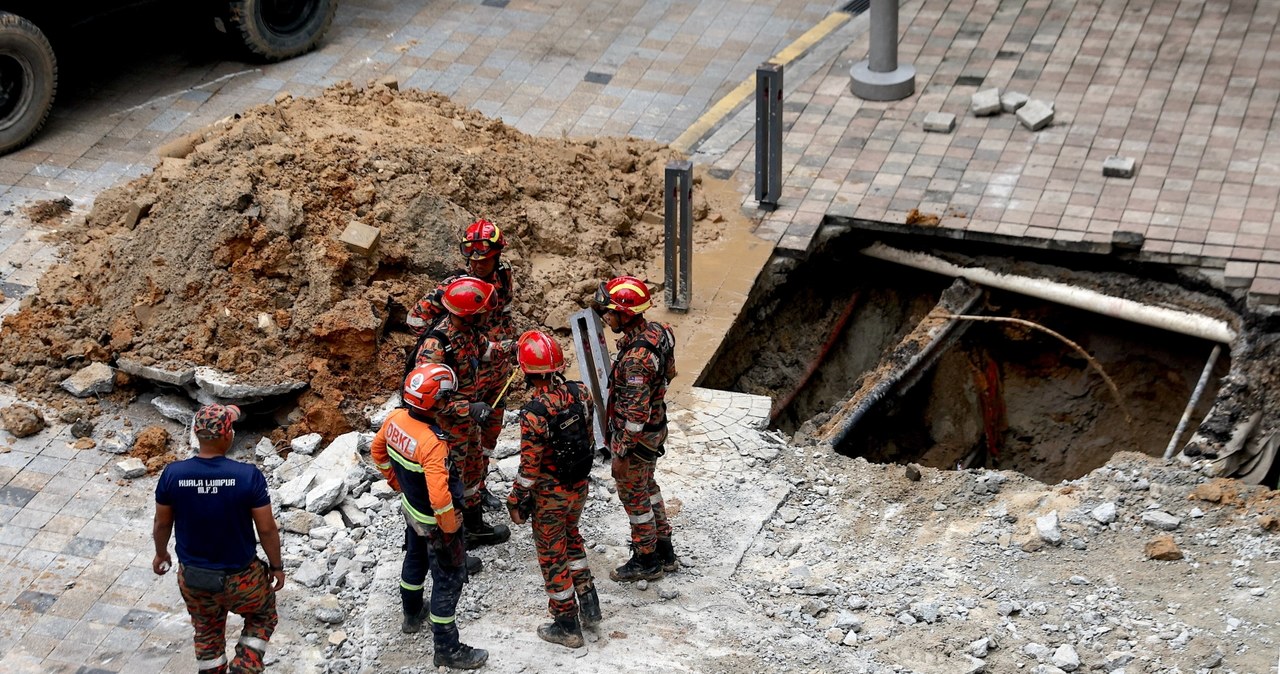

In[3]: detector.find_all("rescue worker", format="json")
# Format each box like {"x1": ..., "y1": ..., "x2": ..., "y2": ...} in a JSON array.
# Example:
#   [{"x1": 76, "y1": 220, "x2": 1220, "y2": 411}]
[
  {"x1": 409, "y1": 275, "x2": 511, "y2": 548},
  {"x1": 371, "y1": 364, "x2": 489, "y2": 670},
  {"x1": 507, "y1": 330, "x2": 603, "y2": 648},
  {"x1": 407, "y1": 219, "x2": 517, "y2": 513},
  {"x1": 152, "y1": 404, "x2": 284, "y2": 674},
  {"x1": 592, "y1": 276, "x2": 681, "y2": 582}
]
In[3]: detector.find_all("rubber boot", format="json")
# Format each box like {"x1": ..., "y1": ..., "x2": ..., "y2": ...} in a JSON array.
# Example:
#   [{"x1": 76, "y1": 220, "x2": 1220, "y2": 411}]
[
  {"x1": 433, "y1": 625, "x2": 489, "y2": 670},
  {"x1": 609, "y1": 547, "x2": 664, "y2": 583},
  {"x1": 463, "y1": 506, "x2": 510, "y2": 548},
  {"x1": 464, "y1": 506, "x2": 510, "y2": 549},
  {"x1": 401, "y1": 606, "x2": 428, "y2": 634},
  {"x1": 465, "y1": 554, "x2": 483, "y2": 576},
  {"x1": 537, "y1": 614, "x2": 585, "y2": 649},
  {"x1": 479, "y1": 486, "x2": 504, "y2": 512},
  {"x1": 656, "y1": 537, "x2": 679, "y2": 572},
  {"x1": 577, "y1": 586, "x2": 602, "y2": 627}
]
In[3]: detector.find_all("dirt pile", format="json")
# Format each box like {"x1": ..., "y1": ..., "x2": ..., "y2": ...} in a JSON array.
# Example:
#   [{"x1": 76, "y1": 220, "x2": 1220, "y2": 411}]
[{"x1": 0, "y1": 82, "x2": 727, "y2": 439}]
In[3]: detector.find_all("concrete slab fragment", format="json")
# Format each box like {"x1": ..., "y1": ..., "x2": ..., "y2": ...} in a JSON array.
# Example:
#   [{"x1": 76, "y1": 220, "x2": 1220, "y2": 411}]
[
  {"x1": 339, "y1": 221, "x2": 381, "y2": 256},
  {"x1": 1016, "y1": 100, "x2": 1055, "y2": 130},
  {"x1": 970, "y1": 88, "x2": 1001, "y2": 116},
  {"x1": 193, "y1": 367, "x2": 306, "y2": 399},
  {"x1": 1000, "y1": 91, "x2": 1029, "y2": 113},
  {"x1": 61, "y1": 363, "x2": 115, "y2": 397},
  {"x1": 116, "y1": 358, "x2": 195, "y2": 386}
]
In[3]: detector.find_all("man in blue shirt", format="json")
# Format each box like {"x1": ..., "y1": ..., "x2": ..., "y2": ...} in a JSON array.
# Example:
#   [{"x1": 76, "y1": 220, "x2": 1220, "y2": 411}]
[{"x1": 152, "y1": 404, "x2": 285, "y2": 674}]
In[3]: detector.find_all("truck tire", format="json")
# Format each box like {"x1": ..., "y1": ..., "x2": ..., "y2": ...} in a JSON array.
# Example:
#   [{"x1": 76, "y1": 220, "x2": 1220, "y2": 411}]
[
  {"x1": 226, "y1": 0, "x2": 337, "y2": 62},
  {"x1": 0, "y1": 13, "x2": 56, "y2": 155}
]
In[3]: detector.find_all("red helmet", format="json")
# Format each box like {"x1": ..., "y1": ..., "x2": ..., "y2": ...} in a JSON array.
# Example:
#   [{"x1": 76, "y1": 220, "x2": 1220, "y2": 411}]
[
  {"x1": 460, "y1": 219, "x2": 505, "y2": 260},
  {"x1": 403, "y1": 363, "x2": 457, "y2": 410},
  {"x1": 594, "y1": 275, "x2": 652, "y2": 316},
  {"x1": 517, "y1": 330, "x2": 565, "y2": 374},
  {"x1": 441, "y1": 277, "x2": 495, "y2": 316}
]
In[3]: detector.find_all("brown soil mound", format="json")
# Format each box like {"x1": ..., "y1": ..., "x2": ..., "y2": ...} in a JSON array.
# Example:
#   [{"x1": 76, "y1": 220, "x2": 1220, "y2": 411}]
[{"x1": 0, "y1": 82, "x2": 724, "y2": 439}]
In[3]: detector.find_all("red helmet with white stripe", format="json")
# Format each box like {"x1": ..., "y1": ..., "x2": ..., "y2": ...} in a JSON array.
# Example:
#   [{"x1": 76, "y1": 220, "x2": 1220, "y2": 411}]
[{"x1": 403, "y1": 363, "x2": 457, "y2": 411}]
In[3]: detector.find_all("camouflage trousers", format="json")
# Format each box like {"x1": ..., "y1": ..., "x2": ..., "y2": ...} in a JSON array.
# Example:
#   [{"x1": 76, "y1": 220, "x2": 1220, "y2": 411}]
[
  {"x1": 436, "y1": 410, "x2": 487, "y2": 510},
  {"x1": 532, "y1": 480, "x2": 594, "y2": 618},
  {"x1": 178, "y1": 560, "x2": 277, "y2": 674},
  {"x1": 611, "y1": 451, "x2": 671, "y2": 555}
]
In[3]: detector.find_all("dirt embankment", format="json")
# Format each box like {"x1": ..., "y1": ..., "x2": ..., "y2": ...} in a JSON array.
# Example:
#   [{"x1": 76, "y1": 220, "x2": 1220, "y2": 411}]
[{"x1": 0, "y1": 82, "x2": 728, "y2": 440}]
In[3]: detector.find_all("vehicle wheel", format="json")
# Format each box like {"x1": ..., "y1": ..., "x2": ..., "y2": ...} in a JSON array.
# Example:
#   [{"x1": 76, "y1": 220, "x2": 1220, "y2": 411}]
[
  {"x1": 0, "y1": 13, "x2": 56, "y2": 155},
  {"x1": 226, "y1": 0, "x2": 337, "y2": 62}
]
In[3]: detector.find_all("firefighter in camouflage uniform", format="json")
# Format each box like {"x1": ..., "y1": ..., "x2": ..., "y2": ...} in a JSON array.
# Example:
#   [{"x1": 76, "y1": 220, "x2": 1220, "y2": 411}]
[
  {"x1": 409, "y1": 276, "x2": 512, "y2": 548},
  {"x1": 371, "y1": 364, "x2": 488, "y2": 670},
  {"x1": 592, "y1": 276, "x2": 681, "y2": 582},
  {"x1": 407, "y1": 219, "x2": 517, "y2": 512},
  {"x1": 507, "y1": 330, "x2": 603, "y2": 648}
]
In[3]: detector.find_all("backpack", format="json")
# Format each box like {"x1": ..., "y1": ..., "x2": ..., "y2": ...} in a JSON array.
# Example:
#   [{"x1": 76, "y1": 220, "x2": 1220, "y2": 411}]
[
  {"x1": 525, "y1": 382, "x2": 594, "y2": 484},
  {"x1": 610, "y1": 322, "x2": 676, "y2": 386}
]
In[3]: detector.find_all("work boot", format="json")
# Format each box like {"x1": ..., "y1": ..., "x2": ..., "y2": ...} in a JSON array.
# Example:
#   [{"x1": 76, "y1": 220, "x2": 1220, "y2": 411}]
[
  {"x1": 609, "y1": 546, "x2": 664, "y2": 583},
  {"x1": 401, "y1": 606, "x2": 429, "y2": 634},
  {"x1": 433, "y1": 643, "x2": 489, "y2": 670},
  {"x1": 479, "y1": 486, "x2": 504, "y2": 512},
  {"x1": 577, "y1": 586, "x2": 602, "y2": 627},
  {"x1": 465, "y1": 554, "x2": 483, "y2": 575},
  {"x1": 537, "y1": 614, "x2": 585, "y2": 649},
  {"x1": 464, "y1": 506, "x2": 511, "y2": 549},
  {"x1": 656, "y1": 538, "x2": 679, "y2": 572}
]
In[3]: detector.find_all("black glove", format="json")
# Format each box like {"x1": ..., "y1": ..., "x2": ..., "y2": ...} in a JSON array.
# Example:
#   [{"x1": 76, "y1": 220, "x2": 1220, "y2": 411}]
[{"x1": 469, "y1": 401, "x2": 493, "y2": 425}]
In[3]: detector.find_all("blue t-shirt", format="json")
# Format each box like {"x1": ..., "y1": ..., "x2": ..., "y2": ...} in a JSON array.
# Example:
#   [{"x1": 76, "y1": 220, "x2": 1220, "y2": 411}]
[{"x1": 155, "y1": 456, "x2": 271, "y2": 570}]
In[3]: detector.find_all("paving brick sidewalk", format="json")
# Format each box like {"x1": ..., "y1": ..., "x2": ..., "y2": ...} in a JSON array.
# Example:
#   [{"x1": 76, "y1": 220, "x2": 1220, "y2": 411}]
[{"x1": 714, "y1": 0, "x2": 1280, "y2": 309}]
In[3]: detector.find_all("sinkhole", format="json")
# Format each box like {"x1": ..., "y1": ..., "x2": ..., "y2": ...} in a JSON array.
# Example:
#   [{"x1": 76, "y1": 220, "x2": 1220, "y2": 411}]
[{"x1": 701, "y1": 228, "x2": 1238, "y2": 484}]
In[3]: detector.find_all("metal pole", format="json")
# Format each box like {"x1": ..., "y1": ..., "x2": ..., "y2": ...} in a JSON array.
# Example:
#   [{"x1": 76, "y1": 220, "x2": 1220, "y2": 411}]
[
  {"x1": 849, "y1": 0, "x2": 916, "y2": 101},
  {"x1": 755, "y1": 63, "x2": 783, "y2": 208},
  {"x1": 664, "y1": 160, "x2": 692, "y2": 312},
  {"x1": 1163, "y1": 344, "x2": 1221, "y2": 460},
  {"x1": 570, "y1": 308, "x2": 612, "y2": 451},
  {"x1": 868, "y1": 0, "x2": 899, "y2": 72}
]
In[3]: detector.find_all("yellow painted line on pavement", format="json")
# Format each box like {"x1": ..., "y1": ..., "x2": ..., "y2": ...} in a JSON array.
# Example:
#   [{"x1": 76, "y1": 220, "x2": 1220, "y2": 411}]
[{"x1": 670, "y1": 11, "x2": 852, "y2": 154}]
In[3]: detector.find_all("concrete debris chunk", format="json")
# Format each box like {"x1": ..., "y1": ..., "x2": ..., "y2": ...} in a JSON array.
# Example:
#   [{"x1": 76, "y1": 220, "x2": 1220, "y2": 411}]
[
  {"x1": 294, "y1": 559, "x2": 327, "y2": 588},
  {"x1": 1000, "y1": 91, "x2": 1029, "y2": 112},
  {"x1": 1141, "y1": 510, "x2": 1181, "y2": 531},
  {"x1": 278, "y1": 473, "x2": 317, "y2": 509},
  {"x1": 1036, "y1": 510, "x2": 1063, "y2": 545},
  {"x1": 1103, "y1": 156, "x2": 1137, "y2": 178},
  {"x1": 970, "y1": 637, "x2": 991, "y2": 658},
  {"x1": 1090, "y1": 502, "x2": 1117, "y2": 524},
  {"x1": 1051, "y1": 644, "x2": 1080, "y2": 671},
  {"x1": 1017, "y1": 100, "x2": 1055, "y2": 131},
  {"x1": 960, "y1": 655, "x2": 986, "y2": 673},
  {"x1": 254, "y1": 437, "x2": 277, "y2": 460},
  {"x1": 923, "y1": 111, "x2": 957, "y2": 133},
  {"x1": 279, "y1": 510, "x2": 324, "y2": 535},
  {"x1": 306, "y1": 478, "x2": 346, "y2": 514},
  {"x1": 339, "y1": 499, "x2": 372, "y2": 528},
  {"x1": 117, "y1": 358, "x2": 196, "y2": 386},
  {"x1": 970, "y1": 88, "x2": 1002, "y2": 116},
  {"x1": 339, "y1": 220, "x2": 381, "y2": 256},
  {"x1": 61, "y1": 363, "x2": 115, "y2": 397},
  {"x1": 152, "y1": 394, "x2": 196, "y2": 426},
  {"x1": 291, "y1": 433, "x2": 322, "y2": 456},
  {"x1": 194, "y1": 367, "x2": 307, "y2": 399},
  {"x1": 115, "y1": 457, "x2": 147, "y2": 479},
  {"x1": 1023, "y1": 642, "x2": 1052, "y2": 661},
  {"x1": 1, "y1": 404, "x2": 45, "y2": 438}
]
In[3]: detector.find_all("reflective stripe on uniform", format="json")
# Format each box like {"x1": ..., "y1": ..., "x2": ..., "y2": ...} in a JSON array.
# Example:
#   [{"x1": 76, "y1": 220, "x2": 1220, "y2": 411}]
[
  {"x1": 650, "y1": 493, "x2": 664, "y2": 505},
  {"x1": 238, "y1": 635, "x2": 270, "y2": 653},
  {"x1": 624, "y1": 420, "x2": 645, "y2": 433},
  {"x1": 568, "y1": 558, "x2": 590, "y2": 571},
  {"x1": 374, "y1": 460, "x2": 392, "y2": 470},
  {"x1": 388, "y1": 448, "x2": 424, "y2": 473},
  {"x1": 400, "y1": 580, "x2": 425, "y2": 591},
  {"x1": 433, "y1": 502, "x2": 454, "y2": 516},
  {"x1": 548, "y1": 587, "x2": 574, "y2": 600},
  {"x1": 516, "y1": 475, "x2": 535, "y2": 488},
  {"x1": 401, "y1": 496, "x2": 438, "y2": 525},
  {"x1": 429, "y1": 613, "x2": 456, "y2": 625},
  {"x1": 197, "y1": 655, "x2": 228, "y2": 670},
  {"x1": 628, "y1": 511, "x2": 654, "y2": 524}
]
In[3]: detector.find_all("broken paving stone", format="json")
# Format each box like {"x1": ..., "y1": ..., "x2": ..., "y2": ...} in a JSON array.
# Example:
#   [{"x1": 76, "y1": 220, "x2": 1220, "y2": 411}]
[
  {"x1": 1141, "y1": 510, "x2": 1181, "y2": 531},
  {"x1": 116, "y1": 357, "x2": 195, "y2": 386},
  {"x1": 1090, "y1": 502, "x2": 1117, "y2": 524},
  {"x1": 1, "y1": 404, "x2": 45, "y2": 438},
  {"x1": 923, "y1": 111, "x2": 956, "y2": 133},
  {"x1": 1102, "y1": 156, "x2": 1137, "y2": 178},
  {"x1": 339, "y1": 220, "x2": 381, "y2": 256},
  {"x1": 1016, "y1": 100, "x2": 1055, "y2": 131},
  {"x1": 115, "y1": 457, "x2": 147, "y2": 479},
  {"x1": 152, "y1": 394, "x2": 196, "y2": 426},
  {"x1": 1036, "y1": 511, "x2": 1063, "y2": 545},
  {"x1": 970, "y1": 88, "x2": 1002, "y2": 116},
  {"x1": 1144, "y1": 535, "x2": 1184, "y2": 560},
  {"x1": 1000, "y1": 91, "x2": 1029, "y2": 113},
  {"x1": 61, "y1": 363, "x2": 115, "y2": 397}
]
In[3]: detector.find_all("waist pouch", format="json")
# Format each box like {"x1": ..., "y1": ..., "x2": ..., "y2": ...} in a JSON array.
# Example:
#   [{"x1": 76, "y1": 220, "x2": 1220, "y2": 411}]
[{"x1": 183, "y1": 561, "x2": 253, "y2": 593}]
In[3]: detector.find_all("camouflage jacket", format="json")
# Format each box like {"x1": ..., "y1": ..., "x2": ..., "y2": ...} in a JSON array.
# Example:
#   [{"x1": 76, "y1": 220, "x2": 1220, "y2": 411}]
[
  {"x1": 412, "y1": 319, "x2": 486, "y2": 400},
  {"x1": 607, "y1": 319, "x2": 676, "y2": 452},
  {"x1": 406, "y1": 261, "x2": 516, "y2": 341},
  {"x1": 511, "y1": 380, "x2": 594, "y2": 501}
]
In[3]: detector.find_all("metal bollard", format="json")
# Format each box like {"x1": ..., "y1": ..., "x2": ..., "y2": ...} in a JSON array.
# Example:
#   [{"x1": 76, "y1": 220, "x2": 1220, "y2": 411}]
[
  {"x1": 755, "y1": 62, "x2": 783, "y2": 209},
  {"x1": 569, "y1": 308, "x2": 611, "y2": 451},
  {"x1": 663, "y1": 160, "x2": 693, "y2": 313},
  {"x1": 849, "y1": 0, "x2": 915, "y2": 101}
]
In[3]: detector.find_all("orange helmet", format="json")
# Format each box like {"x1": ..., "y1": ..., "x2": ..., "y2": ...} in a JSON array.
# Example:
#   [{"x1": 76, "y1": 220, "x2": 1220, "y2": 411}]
[
  {"x1": 403, "y1": 363, "x2": 457, "y2": 411},
  {"x1": 517, "y1": 330, "x2": 565, "y2": 374},
  {"x1": 594, "y1": 275, "x2": 652, "y2": 316},
  {"x1": 460, "y1": 218, "x2": 505, "y2": 260},
  {"x1": 441, "y1": 277, "x2": 495, "y2": 316}
]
